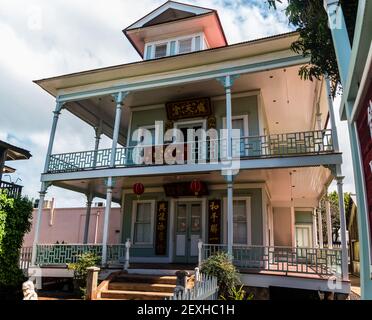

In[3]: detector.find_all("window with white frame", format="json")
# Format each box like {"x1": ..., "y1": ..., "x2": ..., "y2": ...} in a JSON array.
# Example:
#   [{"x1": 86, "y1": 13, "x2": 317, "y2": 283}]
[
  {"x1": 178, "y1": 38, "x2": 192, "y2": 54},
  {"x1": 132, "y1": 200, "x2": 155, "y2": 246},
  {"x1": 154, "y1": 43, "x2": 168, "y2": 59},
  {"x1": 229, "y1": 198, "x2": 251, "y2": 245}
]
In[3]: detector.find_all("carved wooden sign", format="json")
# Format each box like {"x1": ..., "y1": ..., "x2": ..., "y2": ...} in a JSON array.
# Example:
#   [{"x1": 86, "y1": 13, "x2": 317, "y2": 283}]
[
  {"x1": 163, "y1": 182, "x2": 208, "y2": 198},
  {"x1": 166, "y1": 97, "x2": 212, "y2": 121},
  {"x1": 208, "y1": 200, "x2": 221, "y2": 244},
  {"x1": 155, "y1": 201, "x2": 168, "y2": 255}
]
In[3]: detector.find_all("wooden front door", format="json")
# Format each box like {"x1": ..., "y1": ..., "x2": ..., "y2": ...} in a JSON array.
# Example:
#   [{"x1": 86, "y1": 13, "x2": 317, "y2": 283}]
[{"x1": 174, "y1": 202, "x2": 202, "y2": 263}]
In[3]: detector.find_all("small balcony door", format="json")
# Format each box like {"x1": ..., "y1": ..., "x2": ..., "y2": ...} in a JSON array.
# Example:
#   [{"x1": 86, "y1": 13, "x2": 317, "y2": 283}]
[
  {"x1": 295, "y1": 225, "x2": 313, "y2": 248},
  {"x1": 174, "y1": 201, "x2": 202, "y2": 263}
]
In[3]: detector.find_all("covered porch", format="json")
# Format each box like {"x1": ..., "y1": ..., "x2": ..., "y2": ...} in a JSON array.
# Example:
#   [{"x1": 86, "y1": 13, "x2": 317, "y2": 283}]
[{"x1": 30, "y1": 164, "x2": 349, "y2": 293}]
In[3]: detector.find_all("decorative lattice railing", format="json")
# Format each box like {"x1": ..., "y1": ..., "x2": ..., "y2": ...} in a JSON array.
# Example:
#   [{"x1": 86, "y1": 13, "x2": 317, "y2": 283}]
[
  {"x1": 201, "y1": 244, "x2": 342, "y2": 278},
  {"x1": 34, "y1": 244, "x2": 129, "y2": 266},
  {"x1": 47, "y1": 129, "x2": 335, "y2": 173}
]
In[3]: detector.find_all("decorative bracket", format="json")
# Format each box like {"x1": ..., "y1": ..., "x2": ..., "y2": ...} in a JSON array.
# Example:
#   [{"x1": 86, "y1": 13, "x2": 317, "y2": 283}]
[
  {"x1": 104, "y1": 177, "x2": 116, "y2": 188},
  {"x1": 54, "y1": 101, "x2": 65, "y2": 115},
  {"x1": 216, "y1": 74, "x2": 240, "y2": 89},
  {"x1": 112, "y1": 91, "x2": 130, "y2": 106}
]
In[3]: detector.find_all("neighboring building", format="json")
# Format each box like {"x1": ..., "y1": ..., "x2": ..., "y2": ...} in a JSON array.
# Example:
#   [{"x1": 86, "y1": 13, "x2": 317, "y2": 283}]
[
  {"x1": 0, "y1": 140, "x2": 31, "y2": 198},
  {"x1": 324, "y1": 0, "x2": 372, "y2": 298},
  {"x1": 30, "y1": 1, "x2": 350, "y2": 297},
  {"x1": 23, "y1": 200, "x2": 122, "y2": 247}
]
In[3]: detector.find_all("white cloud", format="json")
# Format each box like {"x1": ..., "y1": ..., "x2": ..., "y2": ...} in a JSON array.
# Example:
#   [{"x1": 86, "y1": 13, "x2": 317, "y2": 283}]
[{"x1": 0, "y1": 0, "x2": 355, "y2": 207}]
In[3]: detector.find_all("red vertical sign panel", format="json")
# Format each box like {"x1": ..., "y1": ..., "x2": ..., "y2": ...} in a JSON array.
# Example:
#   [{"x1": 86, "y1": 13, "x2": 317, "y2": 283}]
[{"x1": 356, "y1": 81, "x2": 372, "y2": 248}]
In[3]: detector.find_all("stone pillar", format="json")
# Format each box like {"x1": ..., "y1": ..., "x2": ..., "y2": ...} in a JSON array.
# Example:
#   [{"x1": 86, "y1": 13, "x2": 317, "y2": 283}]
[
  {"x1": 86, "y1": 267, "x2": 100, "y2": 300},
  {"x1": 336, "y1": 176, "x2": 349, "y2": 281}
]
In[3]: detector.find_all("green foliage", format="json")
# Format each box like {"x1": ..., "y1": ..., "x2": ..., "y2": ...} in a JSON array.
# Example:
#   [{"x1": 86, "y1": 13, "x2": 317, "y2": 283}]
[
  {"x1": 0, "y1": 191, "x2": 33, "y2": 288},
  {"x1": 221, "y1": 285, "x2": 254, "y2": 301},
  {"x1": 67, "y1": 252, "x2": 100, "y2": 298},
  {"x1": 268, "y1": 0, "x2": 359, "y2": 95},
  {"x1": 200, "y1": 251, "x2": 240, "y2": 297},
  {"x1": 320, "y1": 191, "x2": 351, "y2": 243}
]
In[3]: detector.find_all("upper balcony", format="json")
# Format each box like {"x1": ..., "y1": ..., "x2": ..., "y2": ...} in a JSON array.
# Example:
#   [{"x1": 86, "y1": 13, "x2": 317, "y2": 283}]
[
  {"x1": 35, "y1": 40, "x2": 342, "y2": 184},
  {"x1": 47, "y1": 129, "x2": 336, "y2": 175}
]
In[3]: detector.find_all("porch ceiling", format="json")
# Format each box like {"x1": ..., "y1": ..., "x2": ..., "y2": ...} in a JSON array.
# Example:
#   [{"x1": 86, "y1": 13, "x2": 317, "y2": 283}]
[
  {"x1": 52, "y1": 166, "x2": 332, "y2": 206},
  {"x1": 62, "y1": 64, "x2": 327, "y2": 144}
]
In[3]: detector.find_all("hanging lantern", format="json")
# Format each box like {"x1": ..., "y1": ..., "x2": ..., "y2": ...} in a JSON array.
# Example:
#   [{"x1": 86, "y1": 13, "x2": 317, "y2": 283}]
[
  {"x1": 133, "y1": 183, "x2": 145, "y2": 198},
  {"x1": 190, "y1": 180, "x2": 202, "y2": 196}
]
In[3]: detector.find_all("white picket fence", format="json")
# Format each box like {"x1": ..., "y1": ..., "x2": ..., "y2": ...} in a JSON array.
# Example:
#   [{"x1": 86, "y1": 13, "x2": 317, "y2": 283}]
[{"x1": 167, "y1": 274, "x2": 219, "y2": 301}]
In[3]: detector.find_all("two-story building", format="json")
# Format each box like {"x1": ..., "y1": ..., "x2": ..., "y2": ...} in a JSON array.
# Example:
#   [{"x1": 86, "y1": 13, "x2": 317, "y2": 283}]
[{"x1": 30, "y1": 1, "x2": 350, "y2": 298}]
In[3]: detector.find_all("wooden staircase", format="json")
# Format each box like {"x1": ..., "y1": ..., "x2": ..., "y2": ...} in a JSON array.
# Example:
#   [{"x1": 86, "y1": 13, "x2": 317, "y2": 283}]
[{"x1": 97, "y1": 272, "x2": 180, "y2": 300}]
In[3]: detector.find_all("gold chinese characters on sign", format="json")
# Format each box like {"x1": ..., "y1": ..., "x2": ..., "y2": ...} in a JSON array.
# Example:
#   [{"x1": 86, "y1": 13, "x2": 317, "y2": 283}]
[
  {"x1": 166, "y1": 98, "x2": 212, "y2": 121},
  {"x1": 155, "y1": 201, "x2": 168, "y2": 255},
  {"x1": 208, "y1": 200, "x2": 221, "y2": 244}
]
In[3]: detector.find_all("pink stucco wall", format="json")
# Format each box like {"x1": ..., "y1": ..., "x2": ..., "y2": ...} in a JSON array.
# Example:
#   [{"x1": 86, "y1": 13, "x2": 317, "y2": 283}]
[{"x1": 23, "y1": 206, "x2": 122, "y2": 247}]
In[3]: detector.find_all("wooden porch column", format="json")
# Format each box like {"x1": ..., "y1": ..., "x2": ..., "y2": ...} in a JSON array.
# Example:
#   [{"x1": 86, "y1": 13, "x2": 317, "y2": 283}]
[
  {"x1": 227, "y1": 179, "x2": 234, "y2": 257},
  {"x1": 110, "y1": 91, "x2": 129, "y2": 168},
  {"x1": 0, "y1": 149, "x2": 6, "y2": 182},
  {"x1": 312, "y1": 208, "x2": 319, "y2": 248},
  {"x1": 31, "y1": 187, "x2": 47, "y2": 266},
  {"x1": 101, "y1": 178, "x2": 113, "y2": 266},
  {"x1": 326, "y1": 199, "x2": 333, "y2": 249},
  {"x1": 43, "y1": 101, "x2": 64, "y2": 173},
  {"x1": 216, "y1": 74, "x2": 239, "y2": 258},
  {"x1": 93, "y1": 121, "x2": 102, "y2": 169},
  {"x1": 325, "y1": 78, "x2": 340, "y2": 152},
  {"x1": 336, "y1": 176, "x2": 349, "y2": 281},
  {"x1": 83, "y1": 193, "x2": 94, "y2": 244},
  {"x1": 317, "y1": 207, "x2": 324, "y2": 248}
]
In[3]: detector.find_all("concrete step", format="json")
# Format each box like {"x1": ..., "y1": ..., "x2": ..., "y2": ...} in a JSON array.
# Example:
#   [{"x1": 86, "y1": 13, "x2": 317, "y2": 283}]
[
  {"x1": 114, "y1": 273, "x2": 177, "y2": 285},
  {"x1": 109, "y1": 282, "x2": 176, "y2": 293},
  {"x1": 100, "y1": 289, "x2": 173, "y2": 300}
]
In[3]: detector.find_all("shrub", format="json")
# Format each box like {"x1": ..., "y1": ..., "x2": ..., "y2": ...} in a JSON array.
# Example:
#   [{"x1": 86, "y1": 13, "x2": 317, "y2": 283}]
[
  {"x1": 221, "y1": 285, "x2": 254, "y2": 301},
  {"x1": 67, "y1": 252, "x2": 100, "y2": 299},
  {"x1": 200, "y1": 251, "x2": 240, "y2": 297},
  {"x1": 0, "y1": 192, "x2": 33, "y2": 299}
]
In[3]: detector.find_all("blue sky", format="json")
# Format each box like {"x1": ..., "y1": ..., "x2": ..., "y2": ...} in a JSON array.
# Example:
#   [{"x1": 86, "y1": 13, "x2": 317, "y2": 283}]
[{"x1": 0, "y1": 0, "x2": 354, "y2": 207}]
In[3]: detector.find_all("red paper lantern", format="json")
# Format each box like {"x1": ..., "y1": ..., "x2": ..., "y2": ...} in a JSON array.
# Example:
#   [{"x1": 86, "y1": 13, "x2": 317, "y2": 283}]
[
  {"x1": 190, "y1": 180, "x2": 202, "y2": 196},
  {"x1": 133, "y1": 183, "x2": 145, "y2": 197}
]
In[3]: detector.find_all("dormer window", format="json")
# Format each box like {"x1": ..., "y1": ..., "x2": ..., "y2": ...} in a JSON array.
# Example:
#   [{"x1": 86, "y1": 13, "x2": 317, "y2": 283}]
[
  {"x1": 124, "y1": 1, "x2": 227, "y2": 60},
  {"x1": 144, "y1": 33, "x2": 207, "y2": 60}
]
